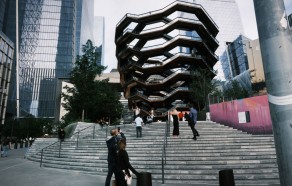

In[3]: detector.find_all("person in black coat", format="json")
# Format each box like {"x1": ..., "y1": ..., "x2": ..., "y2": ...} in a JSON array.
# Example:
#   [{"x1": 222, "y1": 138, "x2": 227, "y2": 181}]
[
  {"x1": 117, "y1": 139, "x2": 139, "y2": 186},
  {"x1": 58, "y1": 128, "x2": 66, "y2": 142},
  {"x1": 105, "y1": 129, "x2": 125, "y2": 186}
]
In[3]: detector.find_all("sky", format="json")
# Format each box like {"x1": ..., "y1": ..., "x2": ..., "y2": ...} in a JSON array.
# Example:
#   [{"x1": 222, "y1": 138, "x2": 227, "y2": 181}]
[{"x1": 94, "y1": 0, "x2": 292, "y2": 73}]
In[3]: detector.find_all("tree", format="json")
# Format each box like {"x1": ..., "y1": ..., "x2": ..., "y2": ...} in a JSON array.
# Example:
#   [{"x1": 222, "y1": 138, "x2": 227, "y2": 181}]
[
  {"x1": 2, "y1": 116, "x2": 53, "y2": 139},
  {"x1": 224, "y1": 80, "x2": 249, "y2": 99},
  {"x1": 62, "y1": 40, "x2": 123, "y2": 123},
  {"x1": 189, "y1": 67, "x2": 217, "y2": 111}
]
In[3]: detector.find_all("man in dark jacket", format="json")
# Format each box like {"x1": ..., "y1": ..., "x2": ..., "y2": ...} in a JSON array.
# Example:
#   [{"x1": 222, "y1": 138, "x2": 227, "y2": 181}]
[
  {"x1": 188, "y1": 103, "x2": 200, "y2": 140},
  {"x1": 58, "y1": 128, "x2": 66, "y2": 142},
  {"x1": 105, "y1": 128, "x2": 124, "y2": 186}
]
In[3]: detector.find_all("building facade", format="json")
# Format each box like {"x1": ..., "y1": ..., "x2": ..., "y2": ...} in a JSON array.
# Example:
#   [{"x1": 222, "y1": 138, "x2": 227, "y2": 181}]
[
  {"x1": 0, "y1": 31, "x2": 14, "y2": 124},
  {"x1": 116, "y1": 1, "x2": 219, "y2": 117},
  {"x1": 221, "y1": 34, "x2": 265, "y2": 94},
  {"x1": 94, "y1": 16, "x2": 105, "y2": 66},
  {"x1": 75, "y1": 0, "x2": 104, "y2": 66},
  {"x1": 1, "y1": 0, "x2": 78, "y2": 118},
  {"x1": 194, "y1": 0, "x2": 244, "y2": 80},
  {"x1": 221, "y1": 35, "x2": 250, "y2": 80},
  {"x1": 1, "y1": 0, "x2": 104, "y2": 119}
]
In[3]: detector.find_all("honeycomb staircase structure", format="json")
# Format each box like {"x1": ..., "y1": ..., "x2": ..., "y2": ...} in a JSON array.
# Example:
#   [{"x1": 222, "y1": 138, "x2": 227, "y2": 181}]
[{"x1": 115, "y1": 0, "x2": 219, "y2": 117}]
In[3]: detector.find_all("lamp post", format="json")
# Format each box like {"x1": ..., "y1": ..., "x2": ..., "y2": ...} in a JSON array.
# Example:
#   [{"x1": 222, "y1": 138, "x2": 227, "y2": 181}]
[{"x1": 254, "y1": 0, "x2": 292, "y2": 185}]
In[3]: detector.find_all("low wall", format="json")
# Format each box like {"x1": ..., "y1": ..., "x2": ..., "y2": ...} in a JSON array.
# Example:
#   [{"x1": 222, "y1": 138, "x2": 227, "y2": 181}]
[{"x1": 209, "y1": 95, "x2": 273, "y2": 134}]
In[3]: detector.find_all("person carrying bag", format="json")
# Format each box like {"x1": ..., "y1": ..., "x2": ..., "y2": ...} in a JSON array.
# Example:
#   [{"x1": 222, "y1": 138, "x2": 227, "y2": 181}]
[{"x1": 117, "y1": 139, "x2": 139, "y2": 186}]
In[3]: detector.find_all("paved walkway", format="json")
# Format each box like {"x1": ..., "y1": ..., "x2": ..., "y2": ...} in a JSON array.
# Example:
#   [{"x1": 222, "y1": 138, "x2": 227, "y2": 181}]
[
  {"x1": 0, "y1": 148, "x2": 198, "y2": 186},
  {"x1": 0, "y1": 148, "x2": 105, "y2": 186}
]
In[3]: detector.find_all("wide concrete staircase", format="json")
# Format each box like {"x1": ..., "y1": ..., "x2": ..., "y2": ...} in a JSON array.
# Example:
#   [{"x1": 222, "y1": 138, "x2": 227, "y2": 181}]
[{"x1": 26, "y1": 121, "x2": 280, "y2": 185}]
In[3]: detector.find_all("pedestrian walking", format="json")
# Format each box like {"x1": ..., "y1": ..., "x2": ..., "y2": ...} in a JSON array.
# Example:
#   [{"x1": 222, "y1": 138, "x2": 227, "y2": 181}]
[
  {"x1": 2, "y1": 138, "x2": 9, "y2": 157},
  {"x1": 188, "y1": 103, "x2": 200, "y2": 140},
  {"x1": 117, "y1": 139, "x2": 139, "y2": 185},
  {"x1": 58, "y1": 128, "x2": 66, "y2": 142},
  {"x1": 134, "y1": 114, "x2": 143, "y2": 138},
  {"x1": 105, "y1": 129, "x2": 125, "y2": 186}
]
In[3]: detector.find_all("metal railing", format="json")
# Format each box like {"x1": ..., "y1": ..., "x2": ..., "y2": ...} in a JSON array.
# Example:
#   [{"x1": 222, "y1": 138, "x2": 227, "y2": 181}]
[
  {"x1": 208, "y1": 95, "x2": 235, "y2": 105},
  {"x1": 72, "y1": 125, "x2": 95, "y2": 149},
  {"x1": 40, "y1": 124, "x2": 97, "y2": 167},
  {"x1": 161, "y1": 112, "x2": 170, "y2": 183},
  {"x1": 40, "y1": 140, "x2": 60, "y2": 167}
]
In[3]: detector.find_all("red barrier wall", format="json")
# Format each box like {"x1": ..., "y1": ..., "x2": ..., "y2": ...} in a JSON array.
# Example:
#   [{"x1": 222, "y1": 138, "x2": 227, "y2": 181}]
[{"x1": 209, "y1": 95, "x2": 273, "y2": 134}]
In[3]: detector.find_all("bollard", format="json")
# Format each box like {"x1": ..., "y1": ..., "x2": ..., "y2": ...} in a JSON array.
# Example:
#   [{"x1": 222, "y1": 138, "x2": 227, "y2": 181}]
[
  {"x1": 137, "y1": 172, "x2": 152, "y2": 186},
  {"x1": 219, "y1": 169, "x2": 235, "y2": 186}
]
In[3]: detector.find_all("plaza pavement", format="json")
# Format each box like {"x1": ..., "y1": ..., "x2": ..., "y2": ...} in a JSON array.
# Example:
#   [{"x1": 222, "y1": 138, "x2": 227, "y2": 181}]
[{"x1": 0, "y1": 148, "x2": 198, "y2": 186}]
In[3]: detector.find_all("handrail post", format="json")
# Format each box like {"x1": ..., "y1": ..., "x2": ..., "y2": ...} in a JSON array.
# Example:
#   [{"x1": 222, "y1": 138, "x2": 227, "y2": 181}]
[
  {"x1": 93, "y1": 124, "x2": 95, "y2": 139},
  {"x1": 59, "y1": 140, "x2": 61, "y2": 158},
  {"x1": 161, "y1": 114, "x2": 169, "y2": 184},
  {"x1": 162, "y1": 156, "x2": 165, "y2": 184},
  {"x1": 40, "y1": 149, "x2": 43, "y2": 167},
  {"x1": 167, "y1": 112, "x2": 170, "y2": 138},
  {"x1": 105, "y1": 125, "x2": 108, "y2": 140},
  {"x1": 39, "y1": 140, "x2": 63, "y2": 168},
  {"x1": 76, "y1": 131, "x2": 79, "y2": 149},
  {"x1": 164, "y1": 142, "x2": 166, "y2": 165}
]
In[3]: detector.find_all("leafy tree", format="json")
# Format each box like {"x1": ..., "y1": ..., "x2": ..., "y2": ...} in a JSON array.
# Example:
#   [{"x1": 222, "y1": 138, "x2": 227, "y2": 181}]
[
  {"x1": 251, "y1": 80, "x2": 266, "y2": 95},
  {"x1": 189, "y1": 68, "x2": 217, "y2": 111},
  {"x1": 224, "y1": 80, "x2": 249, "y2": 99},
  {"x1": 62, "y1": 40, "x2": 123, "y2": 123},
  {"x1": 2, "y1": 116, "x2": 53, "y2": 139}
]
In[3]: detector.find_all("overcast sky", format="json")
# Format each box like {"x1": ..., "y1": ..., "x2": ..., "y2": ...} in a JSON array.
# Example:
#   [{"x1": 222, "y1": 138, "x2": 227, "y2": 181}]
[{"x1": 94, "y1": 0, "x2": 292, "y2": 73}]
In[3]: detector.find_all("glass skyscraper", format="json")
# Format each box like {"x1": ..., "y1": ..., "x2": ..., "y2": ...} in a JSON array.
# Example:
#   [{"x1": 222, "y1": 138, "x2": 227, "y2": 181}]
[
  {"x1": 1, "y1": 0, "x2": 78, "y2": 118},
  {"x1": 221, "y1": 35, "x2": 250, "y2": 80},
  {"x1": 94, "y1": 16, "x2": 105, "y2": 66},
  {"x1": 75, "y1": 0, "x2": 104, "y2": 66},
  {"x1": 0, "y1": 31, "x2": 14, "y2": 124},
  {"x1": 195, "y1": 0, "x2": 244, "y2": 80}
]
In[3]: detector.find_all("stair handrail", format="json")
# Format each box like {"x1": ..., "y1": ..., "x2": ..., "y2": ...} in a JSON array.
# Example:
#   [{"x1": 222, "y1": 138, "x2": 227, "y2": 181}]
[
  {"x1": 40, "y1": 124, "x2": 96, "y2": 167},
  {"x1": 162, "y1": 111, "x2": 170, "y2": 184},
  {"x1": 72, "y1": 125, "x2": 94, "y2": 149},
  {"x1": 40, "y1": 140, "x2": 61, "y2": 167}
]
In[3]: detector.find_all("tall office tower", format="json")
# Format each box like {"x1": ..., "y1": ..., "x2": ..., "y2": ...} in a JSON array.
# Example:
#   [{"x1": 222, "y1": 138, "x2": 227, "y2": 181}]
[
  {"x1": 0, "y1": 31, "x2": 14, "y2": 124},
  {"x1": 193, "y1": 0, "x2": 244, "y2": 80},
  {"x1": 0, "y1": 0, "x2": 7, "y2": 31},
  {"x1": 76, "y1": 0, "x2": 94, "y2": 56},
  {"x1": 94, "y1": 16, "x2": 105, "y2": 66},
  {"x1": 1, "y1": 0, "x2": 78, "y2": 118},
  {"x1": 75, "y1": 1, "x2": 104, "y2": 66}
]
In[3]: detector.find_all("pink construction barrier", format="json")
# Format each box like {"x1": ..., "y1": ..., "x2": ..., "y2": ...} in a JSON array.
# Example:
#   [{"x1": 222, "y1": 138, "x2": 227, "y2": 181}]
[{"x1": 209, "y1": 95, "x2": 273, "y2": 134}]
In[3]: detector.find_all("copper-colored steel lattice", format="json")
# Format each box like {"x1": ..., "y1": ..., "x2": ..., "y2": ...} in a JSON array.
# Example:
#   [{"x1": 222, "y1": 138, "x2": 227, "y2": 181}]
[{"x1": 115, "y1": 1, "x2": 219, "y2": 118}]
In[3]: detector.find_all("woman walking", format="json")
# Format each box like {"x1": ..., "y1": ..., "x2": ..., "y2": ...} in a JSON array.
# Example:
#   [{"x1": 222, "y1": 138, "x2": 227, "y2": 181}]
[{"x1": 117, "y1": 139, "x2": 139, "y2": 186}]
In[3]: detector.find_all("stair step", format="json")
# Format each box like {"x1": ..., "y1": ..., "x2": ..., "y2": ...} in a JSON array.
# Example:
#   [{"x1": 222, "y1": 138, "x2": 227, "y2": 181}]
[{"x1": 26, "y1": 121, "x2": 279, "y2": 185}]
